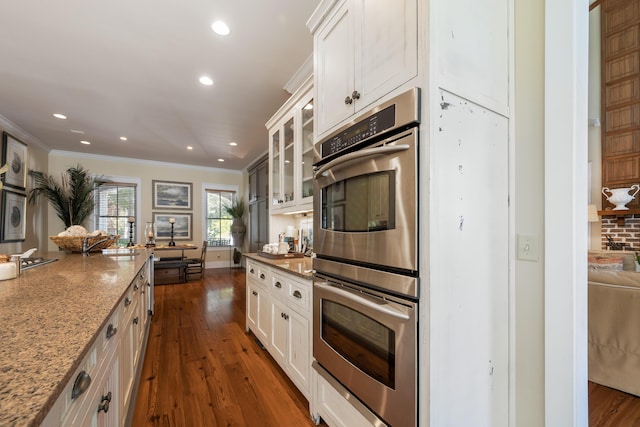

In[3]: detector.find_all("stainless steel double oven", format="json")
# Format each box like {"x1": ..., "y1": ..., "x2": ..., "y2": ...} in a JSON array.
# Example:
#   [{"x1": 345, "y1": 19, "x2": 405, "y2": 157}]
[{"x1": 312, "y1": 88, "x2": 420, "y2": 427}]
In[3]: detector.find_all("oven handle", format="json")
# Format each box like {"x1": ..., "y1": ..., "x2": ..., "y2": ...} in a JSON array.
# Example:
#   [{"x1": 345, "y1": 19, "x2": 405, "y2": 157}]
[
  {"x1": 315, "y1": 281, "x2": 410, "y2": 320},
  {"x1": 314, "y1": 144, "x2": 410, "y2": 179}
]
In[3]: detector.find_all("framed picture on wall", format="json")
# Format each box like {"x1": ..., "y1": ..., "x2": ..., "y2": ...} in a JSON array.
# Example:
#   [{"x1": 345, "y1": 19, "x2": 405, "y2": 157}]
[
  {"x1": 1, "y1": 189, "x2": 26, "y2": 242},
  {"x1": 152, "y1": 180, "x2": 192, "y2": 210},
  {"x1": 153, "y1": 212, "x2": 192, "y2": 241},
  {"x1": 2, "y1": 132, "x2": 27, "y2": 191}
]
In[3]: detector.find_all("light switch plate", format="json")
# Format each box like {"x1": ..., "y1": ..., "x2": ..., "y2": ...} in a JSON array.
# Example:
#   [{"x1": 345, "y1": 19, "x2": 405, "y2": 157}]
[{"x1": 517, "y1": 234, "x2": 539, "y2": 262}]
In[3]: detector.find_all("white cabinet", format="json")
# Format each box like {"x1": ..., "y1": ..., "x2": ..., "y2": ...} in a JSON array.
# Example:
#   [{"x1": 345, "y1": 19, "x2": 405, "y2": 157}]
[
  {"x1": 311, "y1": 0, "x2": 418, "y2": 136},
  {"x1": 245, "y1": 259, "x2": 313, "y2": 400},
  {"x1": 266, "y1": 76, "x2": 314, "y2": 214},
  {"x1": 269, "y1": 271, "x2": 312, "y2": 398},
  {"x1": 246, "y1": 259, "x2": 271, "y2": 348}
]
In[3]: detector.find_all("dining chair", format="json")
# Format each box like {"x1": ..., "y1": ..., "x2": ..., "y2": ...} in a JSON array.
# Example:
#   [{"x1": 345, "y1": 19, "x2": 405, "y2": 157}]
[{"x1": 185, "y1": 241, "x2": 208, "y2": 280}]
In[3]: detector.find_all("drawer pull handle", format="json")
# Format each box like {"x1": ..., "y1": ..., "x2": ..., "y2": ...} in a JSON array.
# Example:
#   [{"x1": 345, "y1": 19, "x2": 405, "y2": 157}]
[
  {"x1": 124, "y1": 297, "x2": 132, "y2": 307},
  {"x1": 250, "y1": 268, "x2": 255, "y2": 274},
  {"x1": 134, "y1": 283, "x2": 139, "y2": 291},
  {"x1": 133, "y1": 316, "x2": 139, "y2": 325},
  {"x1": 252, "y1": 290, "x2": 258, "y2": 296},
  {"x1": 260, "y1": 273, "x2": 265, "y2": 280},
  {"x1": 293, "y1": 290, "x2": 302, "y2": 299},
  {"x1": 281, "y1": 313, "x2": 289, "y2": 320},
  {"x1": 106, "y1": 324, "x2": 117, "y2": 339},
  {"x1": 97, "y1": 392, "x2": 112, "y2": 413},
  {"x1": 71, "y1": 371, "x2": 91, "y2": 399},
  {"x1": 275, "y1": 281, "x2": 282, "y2": 289}
]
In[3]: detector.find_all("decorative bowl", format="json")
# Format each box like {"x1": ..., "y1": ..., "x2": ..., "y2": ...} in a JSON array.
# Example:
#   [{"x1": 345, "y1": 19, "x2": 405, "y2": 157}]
[{"x1": 49, "y1": 235, "x2": 120, "y2": 252}]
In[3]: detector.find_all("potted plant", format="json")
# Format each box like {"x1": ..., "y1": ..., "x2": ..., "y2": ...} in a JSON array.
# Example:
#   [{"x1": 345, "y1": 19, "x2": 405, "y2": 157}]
[
  {"x1": 225, "y1": 199, "x2": 246, "y2": 248},
  {"x1": 27, "y1": 164, "x2": 108, "y2": 229}
]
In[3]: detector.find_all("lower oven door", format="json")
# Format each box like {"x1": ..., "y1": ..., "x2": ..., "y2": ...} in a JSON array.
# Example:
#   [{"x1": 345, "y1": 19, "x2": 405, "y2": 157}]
[{"x1": 313, "y1": 274, "x2": 417, "y2": 427}]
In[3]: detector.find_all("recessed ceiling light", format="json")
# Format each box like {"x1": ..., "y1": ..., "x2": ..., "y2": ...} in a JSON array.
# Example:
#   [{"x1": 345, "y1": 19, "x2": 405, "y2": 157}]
[
  {"x1": 218, "y1": 158, "x2": 224, "y2": 162},
  {"x1": 53, "y1": 113, "x2": 67, "y2": 119},
  {"x1": 211, "y1": 21, "x2": 230, "y2": 36},
  {"x1": 229, "y1": 142, "x2": 237, "y2": 146},
  {"x1": 120, "y1": 136, "x2": 127, "y2": 141},
  {"x1": 70, "y1": 129, "x2": 85, "y2": 134},
  {"x1": 199, "y1": 76, "x2": 214, "y2": 86},
  {"x1": 80, "y1": 140, "x2": 91, "y2": 145},
  {"x1": 187, "y1": 146, "x2": 193, "y2": 150}
]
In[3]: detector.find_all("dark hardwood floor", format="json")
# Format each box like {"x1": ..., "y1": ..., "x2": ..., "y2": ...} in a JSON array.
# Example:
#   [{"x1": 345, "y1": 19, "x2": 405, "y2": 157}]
[
  {"x1": 590, "y1": 382, "x2": 640, "y2": 426},
  {"x1": 132, "y1": 267, "x2": 320, "y2": 427},
  {"x1": 132, "y1": 267, "x2": 640, "y2": 426}
]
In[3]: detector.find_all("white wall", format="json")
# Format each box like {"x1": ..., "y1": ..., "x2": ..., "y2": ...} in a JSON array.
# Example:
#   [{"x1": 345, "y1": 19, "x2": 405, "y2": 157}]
[
  {"x1": 513, "y1": 0, "x2": 545, "y2": 424},
  {"x1": 47, "y1": 151, "x2": 243, "y2": 265}
]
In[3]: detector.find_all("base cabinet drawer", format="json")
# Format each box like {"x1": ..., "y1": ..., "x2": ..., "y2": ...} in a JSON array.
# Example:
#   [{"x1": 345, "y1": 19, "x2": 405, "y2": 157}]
[{"x1": 312, "y1": 366, "x2": 384, "y2": 427}]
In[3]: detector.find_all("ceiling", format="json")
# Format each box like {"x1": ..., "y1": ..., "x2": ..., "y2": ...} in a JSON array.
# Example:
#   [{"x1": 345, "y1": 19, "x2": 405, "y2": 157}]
[{"x1": 0, "y1": 1, "x2": 318, "y2": 171}]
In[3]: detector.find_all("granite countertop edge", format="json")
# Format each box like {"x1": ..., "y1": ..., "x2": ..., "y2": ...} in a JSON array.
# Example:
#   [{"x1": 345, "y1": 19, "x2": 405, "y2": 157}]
[{"x1": 243, "y1": 253, "x2": 313, "y2": 280}]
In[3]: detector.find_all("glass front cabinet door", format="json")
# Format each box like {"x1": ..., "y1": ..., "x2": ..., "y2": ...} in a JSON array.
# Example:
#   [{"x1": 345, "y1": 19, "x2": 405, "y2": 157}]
[{"x1": 267, "y1": 80, "x2": 314, "y2": 213}]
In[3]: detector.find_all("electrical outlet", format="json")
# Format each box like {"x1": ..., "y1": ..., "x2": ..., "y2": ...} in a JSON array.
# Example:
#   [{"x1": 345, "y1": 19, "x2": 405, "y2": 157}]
[{"x1": 517, "y1": 234, "x2": 539, "y2": 262}]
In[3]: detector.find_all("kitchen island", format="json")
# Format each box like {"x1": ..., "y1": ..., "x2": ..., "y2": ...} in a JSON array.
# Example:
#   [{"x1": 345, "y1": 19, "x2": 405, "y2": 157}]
[{"x1": 0, "y1": 249, "x2": 152, "y2": 426}]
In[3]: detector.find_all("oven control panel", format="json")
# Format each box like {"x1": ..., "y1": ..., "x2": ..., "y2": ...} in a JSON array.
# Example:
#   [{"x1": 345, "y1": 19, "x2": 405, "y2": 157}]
[{"x1": 320, "y1": 105, "x2": 396, "y2": 158}]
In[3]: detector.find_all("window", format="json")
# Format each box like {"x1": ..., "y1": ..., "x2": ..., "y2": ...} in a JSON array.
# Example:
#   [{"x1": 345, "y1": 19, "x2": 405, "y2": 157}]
[
  {"x1": 94, "y1": 182, "x2": 137, "y2": 246},
  {"x1": 205, "y1": 189, "x2": 235, "y2": 247}
]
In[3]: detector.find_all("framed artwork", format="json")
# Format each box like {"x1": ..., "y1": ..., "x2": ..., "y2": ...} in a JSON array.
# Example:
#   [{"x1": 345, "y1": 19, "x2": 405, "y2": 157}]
[
  {"x1": 2, "y1": 132, "x2": 27, "y2": 191},
  {"x1": 153, "y1": 212, "x2": 192, "y2": 241},
  {"x1": 1, "y1": 189, "x2": 26, "y2": 242},
  {"x1": 152, "y1": 180, "x2": 192, "y2": 210}
]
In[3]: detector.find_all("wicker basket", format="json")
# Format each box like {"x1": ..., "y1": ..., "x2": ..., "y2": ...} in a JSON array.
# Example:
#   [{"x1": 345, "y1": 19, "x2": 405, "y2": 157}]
[{"x1": 49, "y1": 235, "x2": 120, "y2": 253}]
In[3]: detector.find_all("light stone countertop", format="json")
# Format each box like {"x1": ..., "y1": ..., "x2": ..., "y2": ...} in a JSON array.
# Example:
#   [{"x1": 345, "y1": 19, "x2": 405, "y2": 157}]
[
  {"x1": 0, "y1": 250, "x2": 151, "y2": 427},
  {"x1": 243, "y1": 253, "x2": 314, "y2": 280}
]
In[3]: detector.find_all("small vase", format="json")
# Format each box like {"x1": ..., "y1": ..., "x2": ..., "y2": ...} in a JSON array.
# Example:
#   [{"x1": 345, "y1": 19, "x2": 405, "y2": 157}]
[{"x1": 602, "y1": 184, "x2": 640, "y2": 210}]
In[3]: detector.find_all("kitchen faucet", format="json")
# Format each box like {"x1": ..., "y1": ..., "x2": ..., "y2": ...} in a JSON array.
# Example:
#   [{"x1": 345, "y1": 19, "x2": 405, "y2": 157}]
[{"x1": 82, "y1": 235, "x2": 112, "y2": 255}]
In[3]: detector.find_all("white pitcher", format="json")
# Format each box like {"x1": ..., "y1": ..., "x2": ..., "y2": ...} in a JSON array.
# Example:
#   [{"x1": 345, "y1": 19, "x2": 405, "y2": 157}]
[{"x1": 602, "y1": 184, "x2": 640, "y2": 210}]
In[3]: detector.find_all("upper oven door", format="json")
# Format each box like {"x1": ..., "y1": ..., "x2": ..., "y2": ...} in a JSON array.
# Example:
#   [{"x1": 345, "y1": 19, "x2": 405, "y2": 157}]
[{"x1": 313, "y1": 128, "x2": 418, "y2": 273}]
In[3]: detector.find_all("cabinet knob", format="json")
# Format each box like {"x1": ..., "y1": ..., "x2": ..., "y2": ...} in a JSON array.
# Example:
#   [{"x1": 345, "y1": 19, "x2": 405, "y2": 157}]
[
  {"x1": 124, "y1": 297, "x2": 132, "y2": 307},
  {"x1": 71, "y1": 371, "x2": 91, "y2": 399},
  {"x1": 260, "y1": 273, "x2": 265, "y2": 280},
  {"x1": 275, "y1": 281, "x2": 282, "y2": 289},
  {"x1": 252, "y1": 290, "x2": 258, "y2": 296},
  {"x1": 250, "y1": 268, "x2": 255, "y2": 274},
  {"x1": 134, "y1": 283, "x2": 139, "y2": 291},
  {"x1": 344, "y1": 95, "x2": 353, "y2": 105},
  {"x1": 133, "y1": 316, "x2": 139, "y2": 325},
  {"x1": 106, "y1": 323, "x2": 117, "y2": 339},
  {"x1": 351, "y1": 90, "x2": 361, "y2": 100}
]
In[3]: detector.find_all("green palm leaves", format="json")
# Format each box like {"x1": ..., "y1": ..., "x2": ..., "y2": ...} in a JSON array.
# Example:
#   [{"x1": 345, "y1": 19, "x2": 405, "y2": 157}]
[{"x1": 27, "y1": 164, "x2": 107, "y2": 228}]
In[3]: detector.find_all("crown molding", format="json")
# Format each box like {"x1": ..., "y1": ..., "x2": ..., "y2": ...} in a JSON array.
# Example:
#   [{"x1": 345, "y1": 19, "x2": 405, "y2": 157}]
[
  {"x1": 284, "y1": 54, "x2": 313, "y2": 95},
  {"x1": 49, "y1": 150, "x2": 242, "y2": 175},
  {"x1": 0, "y1": 114, "x2": 51, "y2": 152}
]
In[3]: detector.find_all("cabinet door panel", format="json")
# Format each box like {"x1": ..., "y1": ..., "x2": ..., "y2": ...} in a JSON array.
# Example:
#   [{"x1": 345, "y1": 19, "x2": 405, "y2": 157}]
[
  {"x1": 315, "y1": 1, "x2": 355, "y2": 135},
  {"x1": 270, "y1": 299, "x2": 288, "y2": 368},
  {"x1": 287, "y1": 312, "x2": 310, "y2": 395},
  {"x1": 355, "y1": 0, "x2": 418, "y2": 109}
]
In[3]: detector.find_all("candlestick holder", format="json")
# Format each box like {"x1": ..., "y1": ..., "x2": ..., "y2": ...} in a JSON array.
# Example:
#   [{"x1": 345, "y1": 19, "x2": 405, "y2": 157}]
[
  {"x1": 169, "y1": 222, "x2": 176, "y2": 246},
  {"x1": 127, "y1": 219, "x2": 135, "y2": 247}
]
